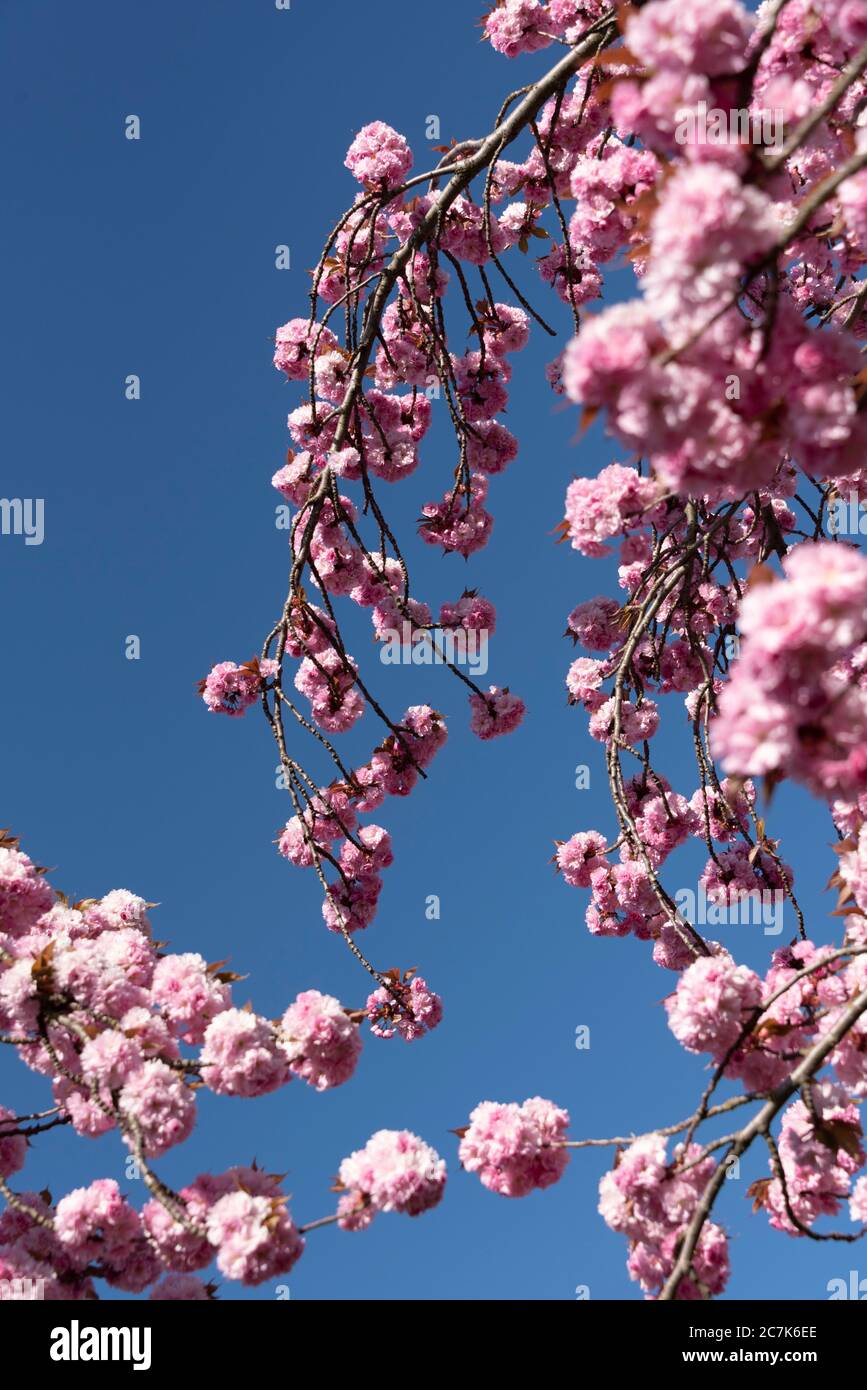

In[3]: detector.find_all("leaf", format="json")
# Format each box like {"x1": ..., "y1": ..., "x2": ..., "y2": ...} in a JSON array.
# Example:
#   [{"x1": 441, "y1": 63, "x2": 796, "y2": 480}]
[
  {"x1": 762, "y1": 769, "x2": 784, "y2": 805},
  {"x1": 586, "y1": 45, "x2": 643, "y2": 69},
  {"x1": 815, "y1": 1120, "x2": 863, "y2": 1159},
  {"x1": 591, "y1": 77, "x2": 622, "y2": 106},
  {"x1": 31, "y1": 941, "x2": 56, "y2": 992},
  {"x1": 831, "y1": 839, "x2": 858, "y2": 857},
  {"x1": 836, "y1": 883, "x2": 857, "y2": 913},
  {"x1": 616, "y1": 2, "x2": 632, "y2": 32},
  {"x1": 746, "y1": 563, "x2": 777, "y2": 590},
  {"x1": 747, "y1": 1177, "x2": 772, "y2": 1213},
  {"x1": 579, "y1": 404, "x2": 599, "y2": 436},
  {"x1": 754, "y1": 1017, "x2": 795, "y2": 1041}
]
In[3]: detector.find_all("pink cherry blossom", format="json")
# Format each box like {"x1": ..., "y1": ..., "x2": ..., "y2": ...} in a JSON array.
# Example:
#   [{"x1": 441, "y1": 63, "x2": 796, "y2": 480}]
[{"x1": 459, "y1": 1097, "x2": 570, "y2": 1197}]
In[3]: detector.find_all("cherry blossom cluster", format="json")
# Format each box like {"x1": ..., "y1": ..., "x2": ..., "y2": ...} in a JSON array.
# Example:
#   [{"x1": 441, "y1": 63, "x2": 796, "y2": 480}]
[
  {"x1": 0, "y1": 832, "x2": 445, "y2": 1295},
  {"x1": 667, "y1": 936, "x2": 867, "y2": 1103},
  {"x1": 598, "y1": 1134, "x2": 730, "y2": 1299},
  {"x1": 457, "y1": 1097, "x2": 570, "y2": 1198},
  {"x1": 335, "y1": 1130, "x2": 446, "y2": 1231},
  {"x1": 712, "y1": 543, "x2": 867, "y2": 800}
]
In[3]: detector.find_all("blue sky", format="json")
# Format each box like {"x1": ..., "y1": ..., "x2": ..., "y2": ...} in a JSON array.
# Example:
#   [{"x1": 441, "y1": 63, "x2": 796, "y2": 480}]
[{"x1": 0, "y1": 0, "x2": 858, "y2": 1300}]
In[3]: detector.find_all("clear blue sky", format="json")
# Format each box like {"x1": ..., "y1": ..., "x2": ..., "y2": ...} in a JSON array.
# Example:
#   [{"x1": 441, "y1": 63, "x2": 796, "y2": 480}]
[{"x1": 0, "y1": 0, "x2": 853, "y2": 1300}]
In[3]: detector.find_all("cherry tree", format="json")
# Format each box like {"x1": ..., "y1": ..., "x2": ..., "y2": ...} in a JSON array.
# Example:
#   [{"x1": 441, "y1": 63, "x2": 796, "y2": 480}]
[{"x1": 4, "y1": 0, "x2": 867, "y2": 1300}]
